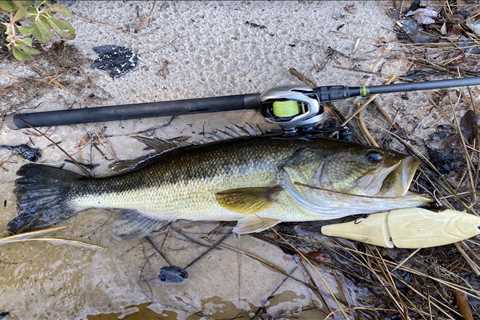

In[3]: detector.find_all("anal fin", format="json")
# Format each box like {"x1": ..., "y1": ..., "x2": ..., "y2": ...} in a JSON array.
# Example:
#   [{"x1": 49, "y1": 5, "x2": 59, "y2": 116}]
[
  {"x1": 233, "y1": 216, "x2": 280, "y2": 234},
  {"x1": 112, "y1": 210, "x2": 166, "y2": 240}
]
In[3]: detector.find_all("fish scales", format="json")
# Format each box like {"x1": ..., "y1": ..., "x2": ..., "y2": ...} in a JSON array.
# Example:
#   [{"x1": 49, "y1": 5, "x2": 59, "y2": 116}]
[{"x1": 70, "y1": 138, "x2": 300, "y2": 220}]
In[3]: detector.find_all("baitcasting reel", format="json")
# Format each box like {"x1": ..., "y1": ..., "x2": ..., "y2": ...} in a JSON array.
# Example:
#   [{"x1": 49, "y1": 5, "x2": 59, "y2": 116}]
[{"x1": 260, "y1": 86, "x2": 327, "y2": 133}]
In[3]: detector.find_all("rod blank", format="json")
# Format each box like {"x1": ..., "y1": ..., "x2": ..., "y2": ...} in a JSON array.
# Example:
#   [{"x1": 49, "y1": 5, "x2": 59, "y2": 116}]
[
  {"x1": 6, "y1": 93, "x2": 261, "y2": 130},
  {"x1": 367, "y1": 77, "x2": 480, "y2": 95}
]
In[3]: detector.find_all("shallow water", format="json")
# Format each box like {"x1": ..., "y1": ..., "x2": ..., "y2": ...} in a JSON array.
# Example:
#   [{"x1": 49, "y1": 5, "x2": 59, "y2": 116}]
[{"x1": 0, "y1": 210, "x2": 338, "y2": 319}]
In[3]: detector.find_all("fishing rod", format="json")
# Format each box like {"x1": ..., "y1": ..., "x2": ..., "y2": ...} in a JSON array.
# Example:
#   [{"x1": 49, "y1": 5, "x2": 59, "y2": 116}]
[{"x1": 6, "y1": 77, "x2": 480, "y2": 132}]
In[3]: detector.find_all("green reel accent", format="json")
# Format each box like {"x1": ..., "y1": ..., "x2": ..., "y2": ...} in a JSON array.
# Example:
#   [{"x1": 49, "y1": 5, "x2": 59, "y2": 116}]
[
  {"x1": 360, "y1": 86, "x2": 369, "y2": 97},
  {"x1": 272, "y1": 100, "x2": 301, "y2": 118}
]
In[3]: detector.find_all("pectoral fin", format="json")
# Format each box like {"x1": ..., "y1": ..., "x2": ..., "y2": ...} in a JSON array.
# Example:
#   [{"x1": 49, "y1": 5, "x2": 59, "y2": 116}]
[
  {"x1": 215, "y1": 187, "x2": 280, "y2": 214},
  {"x1": 112, "y1": 210, "x2": 166, "y2": 240},
  {"x1": 233, "y1": 216, "x2": 280, "y2": 234}
]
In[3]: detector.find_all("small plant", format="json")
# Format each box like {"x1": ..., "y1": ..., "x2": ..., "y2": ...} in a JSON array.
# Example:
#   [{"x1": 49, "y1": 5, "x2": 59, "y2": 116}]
[{"x1": 0, "y1": 0, "x2": 75, "y2": 61}]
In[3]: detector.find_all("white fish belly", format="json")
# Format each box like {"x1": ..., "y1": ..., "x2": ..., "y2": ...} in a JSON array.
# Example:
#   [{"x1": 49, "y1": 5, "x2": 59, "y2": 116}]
[
  {"x1": 72, "y1": 187, "x2": 243, "y2": 220},
  {"x1": 70, "y1": 172, "x2": 347, "y2": 223}
]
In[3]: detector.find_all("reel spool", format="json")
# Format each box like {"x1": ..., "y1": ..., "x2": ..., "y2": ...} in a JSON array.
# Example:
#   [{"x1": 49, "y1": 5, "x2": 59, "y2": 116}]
[{"x1": 260, "y1": 86, "x2": 328, "y2": 133}]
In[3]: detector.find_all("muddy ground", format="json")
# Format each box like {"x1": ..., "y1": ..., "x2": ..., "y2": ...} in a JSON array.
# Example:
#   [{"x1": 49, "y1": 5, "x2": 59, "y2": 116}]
[{"x1": 1, "y1": 1, "x2": 479, "y2": 319}]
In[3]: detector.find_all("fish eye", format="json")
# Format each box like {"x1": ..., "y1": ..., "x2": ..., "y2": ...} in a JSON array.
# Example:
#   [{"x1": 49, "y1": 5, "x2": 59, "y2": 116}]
[{"x1": 366, "y1": 150, "x2": 383, "y2": 163}]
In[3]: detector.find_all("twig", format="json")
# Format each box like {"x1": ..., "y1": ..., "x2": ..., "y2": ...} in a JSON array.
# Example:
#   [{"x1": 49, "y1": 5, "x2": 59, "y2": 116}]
[
  {"x1": 272, "y1": 230, "x2": 348, "y2": 319},
  {"x1": 217, "y1": 241, "x2": 319, "y2": 292},
  {"x1": 15, "y1": 118, "x2": 91, "y2": 176},
  {"x1": 454, "y1": 243, "x2": 480, "y2": 276},
  {"x1": 392, "y1": 248, "x2": 421, "y2": 272},
  {"x1": 450, "y1": 90, "x2": 476, "y2": 203},
  {"x1": 169, "y1": 225, "x2": 217, "y2": 249},
  {"x1": 342, "y1": 75, "x2": 397, "y2": 127},
  {"x1": 288, "y1": 67, "x2": 317, "y2": 87},
  {"x1": 453, "y1": 289, "x2": 475, "y2": 320},
  {"x1": 250, "y1": 265, "x2": 299, "y2": 319},
  {"x1": 357, "y1": 106, "x2": 380, "y2": 147},
  {"x1": 184, "y1": 230, "x2": 232, "y2": 269},
  {"x1": 334, "y1": 244, "x2": 480, "y2": 299},
  {"x1": 145, "y1": 236, "x2": 173, "y2": 265}
]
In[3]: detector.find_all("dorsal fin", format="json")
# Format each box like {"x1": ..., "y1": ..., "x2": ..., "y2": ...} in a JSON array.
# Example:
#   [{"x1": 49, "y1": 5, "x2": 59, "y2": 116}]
[
  {"x1": 109, "y1": 136, "x2": 190, "y2": 173},
  {"x1": 133, "y1": 135, "x2": 190, "y2": 152},
  {"x1": 109, "y1": 125, "x2": 278, "y2": 174},
  {"x1": 199, "y1": 123, "x2": 272, "y2": 144}
]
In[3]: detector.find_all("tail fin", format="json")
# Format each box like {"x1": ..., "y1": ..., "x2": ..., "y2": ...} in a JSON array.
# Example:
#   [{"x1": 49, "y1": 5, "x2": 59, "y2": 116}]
[{"x1": 7, "y1": 163, "x2": 83, "y2": 234}]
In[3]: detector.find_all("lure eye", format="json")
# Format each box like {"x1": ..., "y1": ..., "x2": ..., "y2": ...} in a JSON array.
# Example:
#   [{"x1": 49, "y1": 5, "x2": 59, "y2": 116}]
[{"x1": 366, "y1": 150, "x2": 383, "y2": 163}]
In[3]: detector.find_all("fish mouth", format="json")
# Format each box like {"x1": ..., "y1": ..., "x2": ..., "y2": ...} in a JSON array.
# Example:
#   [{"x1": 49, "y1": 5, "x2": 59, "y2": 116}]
[
  {"x1": 351, "y1": 160, "x2": 402, "y2": 196},
  {"x1": 379, "y1": 156, "x2": 421, "y2": 197},
  {"x1": 350, "y1": 155, "x2": 422, "y2": 197}
]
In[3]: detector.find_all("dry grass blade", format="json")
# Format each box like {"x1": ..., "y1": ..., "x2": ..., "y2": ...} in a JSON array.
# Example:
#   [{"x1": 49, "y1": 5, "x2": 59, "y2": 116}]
[
  {"x1": 0, "y1": 226, "x2": 66, "y2": 241},
  {"x1": 392, "y1": 248, "x2": 421, "y2": 272},
  {"x1": 17, "y1": 118, "x2": 92, "y2": 176},
  {"x1": 450, "y1": 92, "x2": 477, "y2": 204},
  {"x1": 394, "y1": 275, "x2": 458, "y2": 320},
  {"x1": 288, "y1": 67, "x2": 317, "y2": 87},
  {"x1": 366, "y1": 247, "x2": 408, "y2": 317},
  {"x1": 331, "y1": 243, "x2": 461, "y2": 319},
  {"x1": 217, "y1": 242, "x2": 319, "y2": 293},
  {"x1": 271, "y1": 229, "x2": 349, "y2": 319},
  {"x1": 341, "y1": 75, "x2": 397, "y2": 127},
  {"x1": 454, "y1": 243, "x2": 480, "y2": 276},
  {"x1": 336, "y1": 245, "x2": 480, "y2": 300},
  {"x1": 0, "y1": 238, "x2": 102, "y2": 249},
  {"x1": 250, "y1": 265, "x2": 299, "y2": 320},
  {"x1": 0, "y1": 226, "x2": 102, "y2": 249}
]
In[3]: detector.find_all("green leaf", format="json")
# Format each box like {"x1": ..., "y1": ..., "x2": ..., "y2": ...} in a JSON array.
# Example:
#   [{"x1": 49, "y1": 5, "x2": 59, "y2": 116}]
[
  {"x1": 46, "y1": 15, "x2": 75, "y2": 39},
  {"x1": 12, "y1": 0, "x2": 33, "y2": 8},
  {"x1": 47, "y1": 4, "x2": 71, "y2": 17},
  {"x1": 26, "y1": 5, "x2": 36, "y2": 16},
  {"x1": 17, "y1": 37, "x2": 32, "y2": 46},
  {"x1": 11, "y1": 46, "x2": 31, "y2": 61},
  {"x1": 31, "y1": 17, "x2": 52, "y2": 43},
  {"x1": 16, "y1": 42, "x2": 40, "y2": 55},
  {"x1": 13, "y1": 6, "x2": 27, "y2": 21},
  {"x1": 0, "y1": 0, "x2": 15, "y2": 12},
  {"x1": 18, "y1": 25, "x2": 33, "y2": 36}
]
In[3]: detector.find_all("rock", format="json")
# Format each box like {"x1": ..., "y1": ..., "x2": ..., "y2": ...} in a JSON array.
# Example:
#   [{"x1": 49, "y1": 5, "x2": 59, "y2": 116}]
[{"x1": 406, "y1": 7, "x2": 438, "y2": 25}]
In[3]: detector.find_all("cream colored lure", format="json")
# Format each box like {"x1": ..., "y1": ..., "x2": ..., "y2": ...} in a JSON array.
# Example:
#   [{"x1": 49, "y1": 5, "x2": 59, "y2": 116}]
[
  {"x1": 322, "y1": 208, "x2": 480, "y2": 248},
  {"x1": 8, "y1": 136, "x2": 430, "y2": 239}
]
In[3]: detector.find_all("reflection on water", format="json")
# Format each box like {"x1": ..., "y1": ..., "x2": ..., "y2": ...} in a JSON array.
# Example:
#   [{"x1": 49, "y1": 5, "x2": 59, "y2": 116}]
[
  {"x1": 87, "y1": 294, "x2": 327, "y2": 320},
  {"x1": 87, "y1": 303, "x2": 177, "y2": 320}
]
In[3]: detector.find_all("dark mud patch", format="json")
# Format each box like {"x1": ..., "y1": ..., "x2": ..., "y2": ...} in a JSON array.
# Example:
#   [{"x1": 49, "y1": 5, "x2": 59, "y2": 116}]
[
  {"x1": 425, "y1": 124, "x2": 465, "y2": 175},
  {"x1": 91, "y1": 45, "x2": 139, "y2": 79}
]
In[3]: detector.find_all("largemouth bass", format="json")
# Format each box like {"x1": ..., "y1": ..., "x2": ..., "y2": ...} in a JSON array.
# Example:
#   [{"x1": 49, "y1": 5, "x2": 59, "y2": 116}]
[{"x1": 7, "y1": 136, "x2": 430, "y2": 238}]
